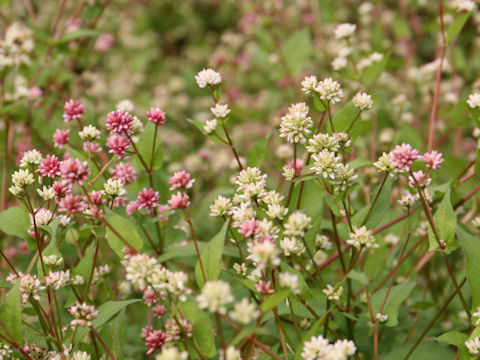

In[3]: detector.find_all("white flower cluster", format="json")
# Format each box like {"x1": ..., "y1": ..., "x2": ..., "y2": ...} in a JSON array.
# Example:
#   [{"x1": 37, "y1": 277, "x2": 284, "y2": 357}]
[
  {"x1": 323, "y1": 284, "x2": 343, "y2": 301},
  {"x1": 195, "y1": 68, "x2": 222, "y2": 88},
  {"x1": 229, "y1": 297, "x2": 259, "y2": 324},
  {"x1": 79, "y1": 125, "x2": 101, "y2": 141},
  {"x1": 352, "y1": 92, "x2": 374, "y2": 110},
  {"x1": 196, "y1": 280, "x2": 234, "y2": 314},
  {"x1": 334, "y1": 23, "x2": 357, "y2": 39},
  {"x1": 301, "y1": 335, "x2": 356, "y2": 360},
  {"x1": 0, "y1": 22, "x2": 35, "y2": 70},
  {"x1": 346, "y1": 226, "x2": 378, "y2": 249},
  {"x1": 68, "y1": 302, "x2": 99, "y2": 328},
  {"x1": 279, "y1": 102, "x2": 313, "y2": 144},
  {"x1": 103, "y1": 178, "x2": 126, "y2": 196}
]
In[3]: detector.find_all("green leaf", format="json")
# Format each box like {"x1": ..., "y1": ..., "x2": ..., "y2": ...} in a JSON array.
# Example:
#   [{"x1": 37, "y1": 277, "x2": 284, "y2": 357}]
[
  {"x1": 446, "y1": 12, "x2": 472, "y2": 46},
  {"x1": 55, "y1": 29, "x2": 100, "y2": 44},
  {"x1": 261, "y1": 288, "x2": 291, "y2": 313},
  {"x1": 0, "y1": 207, "x2": 30, "y2": 239},
  {"x1": 195, "y1": 221, "x2": 229, "y2": 288},
  {"x1": 475, "y1": 150, "x2": 480, "y2": 180},
  {"x1": 355, "y1": 176, "x2": 392, "y2": 228},
  {"x1": 435, "y1": 331, "x2": 470, "y2": 359},
  {"x1": 181, "y1": 301, "x2": 216, "y2": 358},
  {"x1": 361, "y1": 53, "x2": 390, "y2": 86},
  {"x1": 457, "y1": 225, "x2": 480, "y2": 309},
  {"x1": 332, "y1": 102, "x2": 362, "y2": 141},
  {"x1": 371, "y1": 282, "x2": 415, "y2": 327},
  {"x1": 282, "y1": 28, "x2": 312, "y2": 76},
  {"x1": 247, "y1": 132, "x2": 271, "y2": 168},
  {"x1": 136, "y1": 122, "x2": 164, "y2": 171},
  {"x1": 347, "y1": 270, "x2": 369, "y2": 285},
  {"x1": 105, "y1": 209, "x2": 143, "y2": 257},
  {"x1": 313, "y1": 94, "x2": 326, "y2": 112},
  {"x1": 0, "y1": 283, "x2": 23, "y2": 346},
  {"x1": 428, "y1": 189, "x2": 457, "y2": 253}
]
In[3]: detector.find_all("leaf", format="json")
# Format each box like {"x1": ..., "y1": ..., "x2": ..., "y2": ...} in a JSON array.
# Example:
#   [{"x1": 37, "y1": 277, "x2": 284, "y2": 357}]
[
  {"x1": 428, "y1": 189, "x2": 457, "y2": 253},
  {"x1": 195, "y1": 221, "x2": 229, "y2": 288},
  {"x1": 435, "y1": 331, "x2": 470, "y2": 359},
  {"x1": 282, "y1": 28, "x2": 312, "y2": 76},
  {"x1": 475, "y1": 150, "x2": 480, "y2": 180},
  {"x1": 181, "y1": 301, "x2": 216, "y2": 358},
  {"x1": 0, "y1": 283, "x2": 23, "y2": 346},
  {"x1": 280, "y1": 263, "x2": 312, "y2": 298},
  {"x1": 457, "y1": 225, "x2": 480, "y2": 309},
  {"x1": 247, "y1": 132, "x2": 271, "y2": 168},
  {"x1": 371, "y1": 282, "x2": 415, "y2": 327},
  {"x1": 361, "y1": 53, "x2": 390, "y2": 86},
  {"x1": 55, "y1": 29, "x2": 100, "y2": 44},
  {"x1": 347, "y1": 270, "x2": 369, "y2": 285},
  {"x1": 0, "y1": 207, "x2": 30, "y2": 239},
  {"x1": 446, "y1": 12, "x2": 472, "y2": 46},
  {"x1": 187, "y1": 118, "x2": 228, "y2": 144},
  {"x1": 104, "y1": 209, "x2": 143, "y2": 257},
  {"x1": 136, "y1": 122, "x2": 164, "y2": 170},
  {"x1": 332, "y1": 102, "x2": 362, "y2": 141},
  {"x1": 355, "y1": 176, "x2": 392, "y2": 228},
  {"x1": 313, "y1": 94, "x2": 326, "y2": 112},
  {"x1": 261, "y1": 288, "x2": 291, "y2": 313}
]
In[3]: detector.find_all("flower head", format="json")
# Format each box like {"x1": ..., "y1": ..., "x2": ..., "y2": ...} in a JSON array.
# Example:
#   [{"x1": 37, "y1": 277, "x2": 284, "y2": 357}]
[
  {"x1": 147, "y1": 108, "x2": 166, "y2": 125},
  {"x1": 63, "y1": 99, "x2": 85, "y2": 122},
  {"x1": 195, "y1": 68, "x2": 222, "y2": 88}
]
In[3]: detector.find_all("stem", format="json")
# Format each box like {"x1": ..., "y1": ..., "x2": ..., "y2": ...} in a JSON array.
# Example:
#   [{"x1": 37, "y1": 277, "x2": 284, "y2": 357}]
[
  {"x1": 90, "y1": 326, "x2": 116, "y2": 360},
  {"x1": 221, "y1": 121, "x2": 243, "y2": 170},
  {"x1": 362, "y1": 174, "x2": 388, "y2": 226},
  {"x1": 185, "y1": 208, "x2": 206, "y2": 282}
]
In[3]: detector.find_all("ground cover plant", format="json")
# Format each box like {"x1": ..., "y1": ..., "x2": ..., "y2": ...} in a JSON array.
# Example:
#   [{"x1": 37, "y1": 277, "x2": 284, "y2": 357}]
[{"x1": 2, "y1": 0, "x2": 480, "y2": 359}]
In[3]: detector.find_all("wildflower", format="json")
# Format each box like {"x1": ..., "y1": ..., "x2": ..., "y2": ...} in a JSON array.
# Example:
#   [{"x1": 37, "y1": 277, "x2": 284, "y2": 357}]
[
  {"x1": 204, "y1": 119, "x2": 218, "y2": 134},
  {"x1": 352, "y1": 92, "x2": 374, "y2": 110},
  {"x1": 136, "y1": 188, "x2": 161, "y2": 213},
  {"x1": 373, "y1": 152, "x2": 397, "y2": 175},
  {"x1": 195, "y1": 68, "x2": 222, "y2": 88},
  {"x1": 334, "y1": 23, "x2": 356, "y2": 39},
  {"x1": 421, "y1": 150, "x2": 443, "y2": 170},
  {"x1": 316, "y1": 235, "x2": 332, "y2": 250},
  {"x1": 61, "y1": 158, "x2": 89, "y2": 185},
  {"x1": 45, "y1": 270, "x2": 70, "y2": 290},
  {"x1": 472, "y1": 307, "x2": 480, "y2": 326},
  {"x1": 316, "y1": 77, "x2": 344, "y2": 103},
  {"x1": 284, "y1": 212, "x2": 312, "y2": 238},
  {"x1": 307, "y1": 133, "x2": 340, "y2": 153},
  {"x1": 311, "y1": 150, "x2": 342, "y2": 179},
  {"x1": 279, "y1": 102, "x2": 313, "y2": 144},
  {"x1": 106, "y1": 110, "x2": 134, "y2": 135},
  {"x1": 398, "y1": 190, "x2": 419, "y2": 207},
  {"x1": 472, "y1": 217, "x2": 480, "y2": 230},
  {"x1": 390, "y1": 143, "x2": 419, "y2": 171},
  {"x1": 107, "y1": 134, "x2": 130, "y2": 158},
  {"x1": 131, "y1": 116, "x2": 144, "y2": 135},
  {"x1": 53, "y1": 128, "x2": 70, "y2": 148},
  {"x1": 83, "y1": 141, "x2": 102, "y2": 154},
  {"x1": 68, "y1": 302, "x2": 99, "y2": 327},
  {"x1": 255, "y1": 280, "x2": 274, "y2": 294},
  {"x1": 408, "y1": 171, "x2": 431, "y2": 188},
  {"x1": 103, "y1": 178, "x2": 126, "y2": 196},
  {"x1": 165, "y1": 316, "x2": 193, "y2": 340},
  {"x1": 279, "y1": 272, "x2": 300, "y2": 293},
  {"x1": 58, "y1": 194, "x2": 87, "y2": 214},
  {"x1": 301, "y1": 336, "x2": 330, "y2": 360},
  {"x1": 209, "y1": 195, "x2": 232, "y2": 217},
  {"x1": 37, "y1": 155, "x2": 61, "y2": 179},
  {"x1": 63, "y1": 99, "x2": 85, "y2": 122},
  {"x1": 169, "y1": 170, "x2": 195, "y2": 190},
  {"x1": 301, "y1": 75, "x2": 318, "y2": 94},
  {"x1": 95, "y1": 33, "x2": 114, "y2": 52},
  {"x1": 333, "y1": 164, "x2": 358, "y2": 192},
  {"x1": 12, "y1": 168, "x2": 34, "y2": 187},
  {"x1": 210, "y1": 103, "x2": 230, "y2": 118},
  {"x1": 221, "y1": 347, "x2": 241, "y2": 360},
  {"x1": 466, "y1": 337, "x2": 480, "y2": 356},
  {"x1": 53, "y1": 181, "x2": 71, "y2": 198},
  {"x1": 19, "y1": 273, "x2": 45, "y2": 304},
  {"x1": 9, "y1": 185, "x2": 24, "y2": 197},
  {"x1": 452, "y1": 0, "x2": 476, "y2": 13},
  {"x1": 314, "y1": 250, "x2": 327, "y2": 265},
  {"x1": 43, "y1": 254, "x2": 63, "y2": 267},
  {"x1": 20, "y1": 149, "x2": 42, "y2": 168},
  {"x1": 229, "y1": 298, "x2": 259, "y2": 324},
  {"x1": 323, "y1": 285, "x2": 343, "y2": 301},
  {"x1": 147, "y1": 108, "x2": 166, "y2": 125},
  {"x1": 196, "y1": 280, "x2": 234, "y2": 314},
  {"x1": 247, "y1": 240, "x2": 281, "y2": 268},
  {"x1": 79, "y1": 125, "x2": 101, "y2": 141},
  {"x1": 30, "y1": 208, "x2": 52, "y2": 227},
  {"x1": 122, "y1": 253, "x2": 158, "y2": 291},
  {"x1": 110, "y1": 162, "x2": 137, "y2": 185},
  {"x1": 155, "y1": 346, "x2": 188, "y2": 360},
  {"x1": 168, "y1": 192, "x2": 190, "y2": 210},
  {"x1": 332, "y1": 56, "x2": 348, "y2": 70},
  {"x1": 376, "y1": 313, "x2": 389, "y2": 323},
  {"x1": 346, "y1": 226, "x2": 377, "y2": 249},
  {"x1": 238, "y1": 219, "x2": 262, "y2": 238}
]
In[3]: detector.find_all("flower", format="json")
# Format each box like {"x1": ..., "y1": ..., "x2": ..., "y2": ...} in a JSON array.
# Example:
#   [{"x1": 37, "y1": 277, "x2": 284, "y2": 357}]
[
  {"x1": 103, "y1": 178, "x2": 126, "y2": 196},
  {"x1": 238, "y1": 218, "x2": 262, "y2": 238},
  {"x1": 376, "y1": 313, "x2": 389, "y2": 323},
  {"x1": 311, "y1": 150, "x2": 342, "y2": 179},
  {"x1": 63, "y1": 99, "x2": 85, "y2": 122},
  {"x1": 110, "y1": 162, "x2": 137, "y2": 185},
  {"x1": 301, "y1": 75, "x2": 318, "y2": 94},
  {"x1": 332, "y1": 56, "x2": 347, "y2": 70},
  {"x1": 346, "y1": 226, "x2": 377, "y2": 249},
  {"x1": 19, "y1": 273, "x2": 45, "y2": 303},
  {"x1": 106, "y1": 110, "x2": 134, "y2": 135},
  {"x1": 315, "y1": 78, "x2": 344, "y2": 103},
  {"x1": 12, "y1": 168, "x2": 34, "y2": 187},
  {"x1": 279, "y1": 272, "x2": 300, "y2": 293},
  {"x1": 229, "y1": 297, "x2": 259, "y2": 324},
  {"x1": 45, "y1": 270, "x2": 70, "y2": 289},
  {"x1": 451, "y1": 0, "x2": 476, "y2": 12},
  {"x1": 147, "y1": 108, "x2": 166, "y2": 125},
  {"x1": 169, "y1": 170, "x2": 195, "y2": 190},
  {"x1": 37, "y1": 155, "x2": 61, "y2": 178},
  {"x1": 136, "y1": 188, "x2": 161, "y2": 213},
  {"x1": 209, "y1": 196, "x2": 232, "y2": 217},
  {"x1": 323, "y1": 284, "x2": 343, "y2": 301},
  {"x1": 284, "y1": 212, "x2": 312, "y2": 238},
  {"x1": 466, "y1": 337, "x2": 480, "y2": 356},
  {"x1": 210, "y1": 103, "x2": 230, "y2": 118},
  {"x1": 279, "y1": 102, "x2": 313, "y2": 144},
  {"x1": 58, "y1": 194, "x2": 87, "y2": 214},
  {"x1": 196, "y1": 280, "x2": 234, "y2": 314},
  {"x1": 79, "y1": 125, "x2": 101, "y2": 141},
  {"x1": 391, "y1": 143, "x2": 419, "y2": 171},
  {"x1": 195, "y1": 68, "x2": 222, "y2": 88},
  {"x1": 352, "y1": 92, "x2": 374, "y2": 110},
  {"x1": 95, "y1": 33, "x2": 114, "y2": 52},
  {"x1": 373, "y1": 152, "x2": 397, "y2": 175},
  {"x1": 145, "y1": 329, "x2": 168, "y2": 355},
  {"x1": 168, "y1": 192, "x2": 190, "y2": 210},
  {"x1": 421, "y1": 150, "x2": 443, "y2": 170},
  {"x1": 53, "y1": 129, "x2": 70, "y2": 148},
  {"x1": 107, "y1": 135, "x2": 130, "y2": 158},
  {"x1": 334, "y1": 23, "x2": 356, "y2": 39},
  {"x1": 203, "y1": 119, "x2": 218, "y2": 134},
  {"x1": 19, "y1": 149, "x2": 41, "y2": 167},
  {"x1": 60, "y1": 158, "x2": 89, "y2": 185},
  {"x1": 30, "y1": 208, "x2": 52, "y2": 227},
  {"x1": 408, "y1": 171, "x2": 431, "y2": 188},
  {"x1": 155, "y1": 346, "x2": 188, "y2": 360}
]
